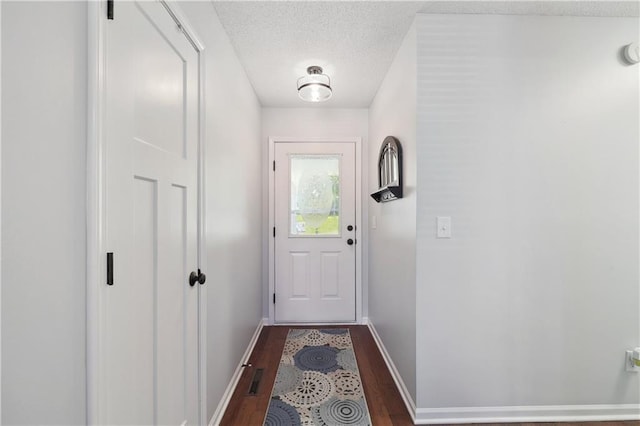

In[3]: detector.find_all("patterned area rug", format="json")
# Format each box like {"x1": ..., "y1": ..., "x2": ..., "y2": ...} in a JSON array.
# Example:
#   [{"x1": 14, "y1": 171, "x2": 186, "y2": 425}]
[{"x1": 263, "y1": 329, "x2": 372, "y2": 426}]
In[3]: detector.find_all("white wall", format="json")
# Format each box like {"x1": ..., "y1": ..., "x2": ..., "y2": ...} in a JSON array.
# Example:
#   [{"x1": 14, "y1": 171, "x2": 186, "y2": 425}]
[
  {"x1": 0, "y1": 2, "x2": 261, "y2": 424},
  {"x1": 1, "y1": 2, "x2": 87, "y2": 424},
  {"x1": 179, "y1": 2, "x2": 263, "y2": 422},
  {"x1": 261, "y1": 108, "x2": 369, "y2": 318},
  {"x1": 367, "y1": 22, "x2": 417, "y2": 403},
  {"x1": 415, "y1": 13, "x2": 639, "y2": 420}
]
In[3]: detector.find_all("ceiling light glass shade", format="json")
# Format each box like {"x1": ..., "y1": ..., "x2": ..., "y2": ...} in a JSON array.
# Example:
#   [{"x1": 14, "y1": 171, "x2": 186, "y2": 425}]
[{"x1": 297, "y1": 66, "x2": 332, "y2": 102}]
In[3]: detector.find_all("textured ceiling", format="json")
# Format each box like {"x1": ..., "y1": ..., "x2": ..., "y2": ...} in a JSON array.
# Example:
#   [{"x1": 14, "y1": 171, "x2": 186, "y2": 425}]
[{"x1": 212, "y1": 1, "x2": 639, "y2": 108}]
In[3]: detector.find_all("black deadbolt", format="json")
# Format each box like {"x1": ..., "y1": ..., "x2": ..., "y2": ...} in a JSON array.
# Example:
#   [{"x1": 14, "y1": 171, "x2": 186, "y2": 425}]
[{"x1": 347, "y1": 225, "x2": 354, "y2": 231}]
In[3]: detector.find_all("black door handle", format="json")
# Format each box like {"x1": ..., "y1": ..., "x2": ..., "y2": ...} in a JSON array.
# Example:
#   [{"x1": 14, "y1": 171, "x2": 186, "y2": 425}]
[
  {"x1": 347, "y1": 238, "x2": 354, "y2": 246},
  {"x1": 347, "y1": 225, "x2": 354, "y2": 231},
  {"x1": 189, "y1": 269, "x2": 206, "y2": 286}
]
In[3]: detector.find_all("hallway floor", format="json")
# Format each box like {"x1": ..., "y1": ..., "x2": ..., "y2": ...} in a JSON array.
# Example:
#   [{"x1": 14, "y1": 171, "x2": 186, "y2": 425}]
[
  {"x1": 220, "y1": 325, "x2": 640, "y2": 426},
  {"x1": 220, "y1": 325, "x2": 413, "y2": 425}
]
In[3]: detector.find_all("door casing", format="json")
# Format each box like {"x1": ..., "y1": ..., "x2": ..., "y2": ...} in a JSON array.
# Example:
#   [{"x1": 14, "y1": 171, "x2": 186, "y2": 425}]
[
  {"x1": 268, "y1": 137, "x2": 363, "y2": 325},
  {"x1": 86, "y1": 2, "x2": 207, "y2": 424}
]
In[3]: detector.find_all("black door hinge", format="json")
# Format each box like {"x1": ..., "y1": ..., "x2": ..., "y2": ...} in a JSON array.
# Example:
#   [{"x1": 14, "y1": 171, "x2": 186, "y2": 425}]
[
  {"x1": 273, "y1": 161, "x2": 275, "y2": 171},
  {"x1": 106, "y1": 252, "x2": 114, "y2": 285},
  {"x1": 273, "y1": 227, "x2": 276, "y2": 237},
  {"x1": 273, "y1": 293, "x2": 276, "y2": 304},
  {"x1": 107, "y1": 0, "x2": 114, "y2": 20}
]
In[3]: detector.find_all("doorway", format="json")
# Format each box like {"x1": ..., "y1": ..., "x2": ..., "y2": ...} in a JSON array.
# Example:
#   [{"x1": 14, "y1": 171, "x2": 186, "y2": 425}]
[{"x1": 269, "y1": 138, "x2": 363, "y2": 324}]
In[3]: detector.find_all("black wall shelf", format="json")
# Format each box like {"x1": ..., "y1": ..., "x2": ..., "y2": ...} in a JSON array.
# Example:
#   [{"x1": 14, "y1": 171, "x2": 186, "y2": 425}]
[{"x1": 371, "y1": 184, "x2": 402, "y2": 203}]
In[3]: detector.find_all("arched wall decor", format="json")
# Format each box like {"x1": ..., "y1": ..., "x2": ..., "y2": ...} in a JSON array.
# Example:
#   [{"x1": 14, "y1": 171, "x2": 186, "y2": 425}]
[{"x1": 371, "y1": 136, "x2": 403, "y2": 203}]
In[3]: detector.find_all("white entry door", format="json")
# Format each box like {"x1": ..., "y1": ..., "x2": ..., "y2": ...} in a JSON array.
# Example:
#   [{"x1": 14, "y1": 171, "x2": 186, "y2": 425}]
[
  {"x1": 274, "y1": 142, "x2": 356, "y2": 322},
  {"x1": 103, "y1": 2, "x2": 200, "y2": 425}
]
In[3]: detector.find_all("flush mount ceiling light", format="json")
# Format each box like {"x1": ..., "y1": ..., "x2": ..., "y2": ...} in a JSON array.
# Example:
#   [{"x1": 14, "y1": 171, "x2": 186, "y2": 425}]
[{"x1": 297, "y1": 65, "x2": 332, "y2": 102}]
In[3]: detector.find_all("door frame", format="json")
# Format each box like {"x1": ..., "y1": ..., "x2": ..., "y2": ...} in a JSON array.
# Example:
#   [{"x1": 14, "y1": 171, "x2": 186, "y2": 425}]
[
  {"x1": 268, "y1": 137, "x2": 363, "y2": 325},
  {"x1": 86, "y1": 2, "x2": 207, "y2": 424}
]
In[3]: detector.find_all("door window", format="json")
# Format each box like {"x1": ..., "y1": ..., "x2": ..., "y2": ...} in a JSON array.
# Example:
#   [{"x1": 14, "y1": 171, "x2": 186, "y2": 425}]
[{"x1": 289, "y1": 154, "x2": 341, "y2": 237}]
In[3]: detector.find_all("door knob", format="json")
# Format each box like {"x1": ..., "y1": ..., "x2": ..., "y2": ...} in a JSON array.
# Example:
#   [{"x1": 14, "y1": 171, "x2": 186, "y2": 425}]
[
  {"x1": 347, "y1": 225, "x2": 354, "y2": 231},
  {"x1": 189, "y1": 269, "x2": 206, "y2": 286},
  {"x1": 347, "y1": 238, "x2": 354, "y2": 246}
]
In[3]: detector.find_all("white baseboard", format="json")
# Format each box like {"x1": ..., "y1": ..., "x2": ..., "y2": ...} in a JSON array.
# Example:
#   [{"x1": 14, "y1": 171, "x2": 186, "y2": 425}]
[
  {"x1": 208, "y1": 318, "x2": 267, "y2": 426},
  {"x1": 366, "y1": 320, "x2": 417, "y2": 423},
  {"x1": 272, "y1": 322, "x2": 359, "y2": 326},
  {"x1": 414, "y1": 404, "x2": 640, "y2": 424}
]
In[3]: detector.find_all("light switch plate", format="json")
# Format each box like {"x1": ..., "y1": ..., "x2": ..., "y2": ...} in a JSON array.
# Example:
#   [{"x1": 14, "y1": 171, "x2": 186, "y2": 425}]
[
  {"x1": 437, "y1": 216, "x2": 451, "y2": 238},
  {"x1": 371, "y1": 215, "x2": 377, "y2": 230}
]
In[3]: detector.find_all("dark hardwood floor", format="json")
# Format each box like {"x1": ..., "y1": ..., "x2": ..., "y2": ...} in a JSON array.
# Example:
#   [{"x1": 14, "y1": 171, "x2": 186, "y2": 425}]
[
  {"x1": 220, "y1": 325, "x2": 413, "y2": 425},
  {"x1": 220, "y1": 325, "x2": 640, "y2": 426}
]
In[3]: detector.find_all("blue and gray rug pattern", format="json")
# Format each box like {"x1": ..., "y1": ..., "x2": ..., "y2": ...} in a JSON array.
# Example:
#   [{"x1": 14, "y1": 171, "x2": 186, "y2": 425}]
[{"x1": 264, "y1": 329, "x2": 372, "y2": 426}]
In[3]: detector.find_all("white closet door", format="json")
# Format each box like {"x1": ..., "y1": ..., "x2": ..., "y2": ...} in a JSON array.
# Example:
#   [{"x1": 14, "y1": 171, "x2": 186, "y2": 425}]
[{"x1": 103, "y1": 2, "x2": 199, "y2": 424}]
